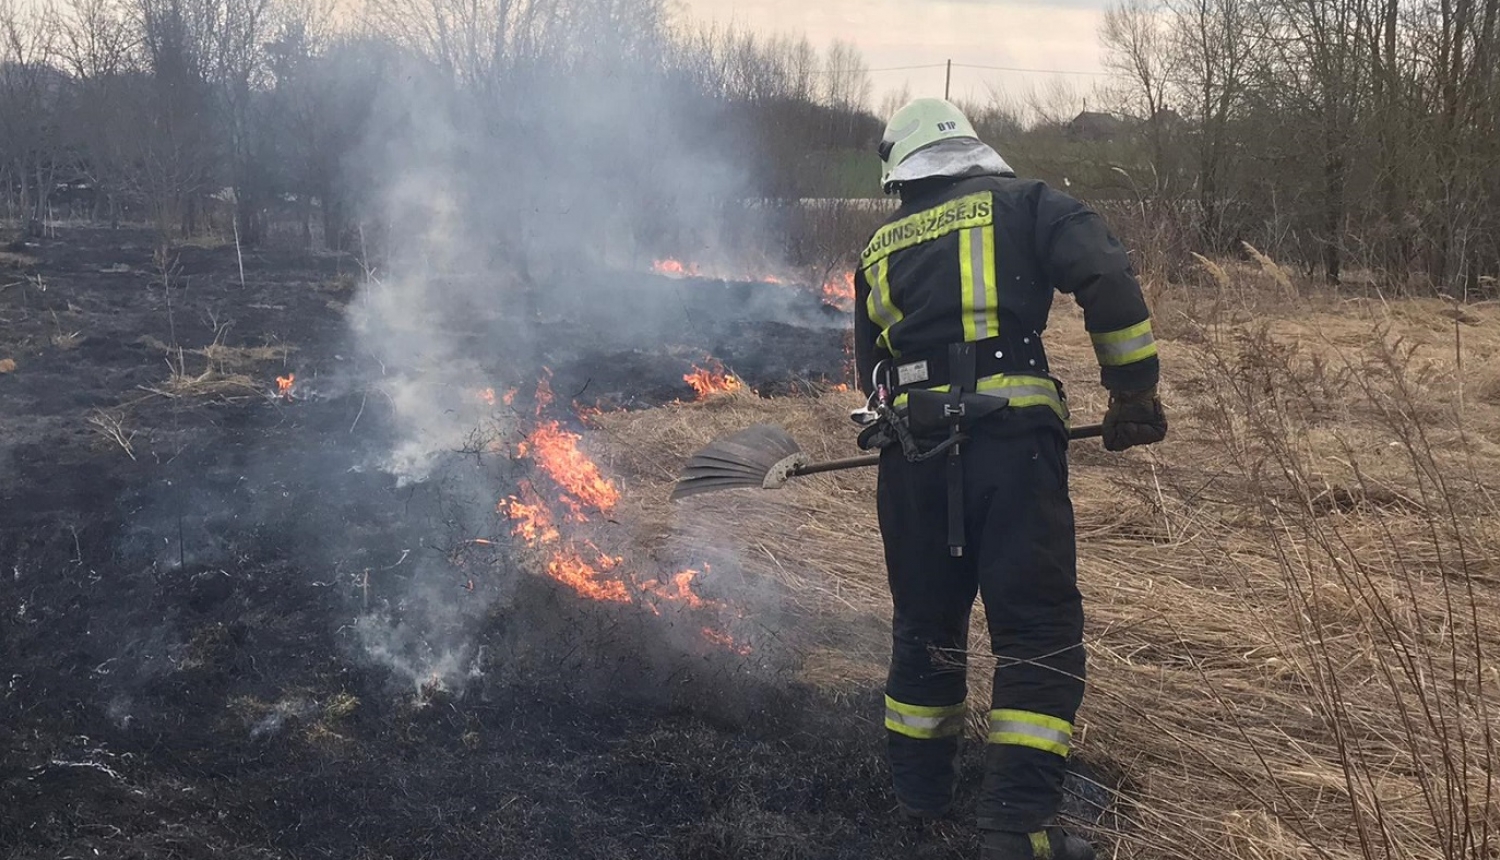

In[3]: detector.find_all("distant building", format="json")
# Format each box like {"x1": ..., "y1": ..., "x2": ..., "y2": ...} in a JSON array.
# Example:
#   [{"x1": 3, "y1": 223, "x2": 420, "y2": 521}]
[{"x1": 1066, "y1": 110, "x2": 1127, "y2": 142}]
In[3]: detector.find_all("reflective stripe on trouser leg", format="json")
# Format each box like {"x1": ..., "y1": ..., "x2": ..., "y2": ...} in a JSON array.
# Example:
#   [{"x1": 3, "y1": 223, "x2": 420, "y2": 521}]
[
  {"x1": 886, "y1": 696, "x2": 966, "y2": 740},
  {"x1": 988, "y1": 709, "x2": 1072, "y2": 757}
]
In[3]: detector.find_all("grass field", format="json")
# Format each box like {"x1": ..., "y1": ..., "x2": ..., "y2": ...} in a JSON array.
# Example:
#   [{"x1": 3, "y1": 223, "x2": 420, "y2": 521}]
[{"x1": 589, "y1": 257, "x2": 1500, "y2": 860}]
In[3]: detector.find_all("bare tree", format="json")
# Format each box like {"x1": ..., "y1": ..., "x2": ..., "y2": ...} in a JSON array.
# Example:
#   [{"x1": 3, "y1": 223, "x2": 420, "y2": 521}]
[
  {"x1": 0, "y1": 0, "x2": 61, "y2": 234},
  {"x1": 57, "y1": 0, "x2": 135, "y2": 225},
  {"x1": 1165, "y1": 0, "x2": 1255, "y2": 248},
  {"x1": 1102, "y1": 0, "x2": 1174, "y2": 186},
  {"x1": 823, "y1": 38, "x2": 871, "y2": 142},
  {"x1": 127, "y1": 0, "x2": 222, "y2": 237}
]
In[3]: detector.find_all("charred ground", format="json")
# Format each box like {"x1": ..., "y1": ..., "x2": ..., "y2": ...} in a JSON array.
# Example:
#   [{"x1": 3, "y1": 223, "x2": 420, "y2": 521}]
[{"x1": 0, "y1": 229, "x2": 1116, "y2": 859}]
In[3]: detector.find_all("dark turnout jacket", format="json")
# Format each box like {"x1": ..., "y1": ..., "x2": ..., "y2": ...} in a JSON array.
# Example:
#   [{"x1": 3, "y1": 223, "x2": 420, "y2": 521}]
[{"x1": 853, "y1": 172, "x2": 1159, "y2": 423}]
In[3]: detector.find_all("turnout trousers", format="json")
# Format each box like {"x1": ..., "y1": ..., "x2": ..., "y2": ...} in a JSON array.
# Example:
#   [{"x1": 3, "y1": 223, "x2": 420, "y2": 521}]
[{"x1": 877, "y1": 420, "x2": 1084, "y2": 833}]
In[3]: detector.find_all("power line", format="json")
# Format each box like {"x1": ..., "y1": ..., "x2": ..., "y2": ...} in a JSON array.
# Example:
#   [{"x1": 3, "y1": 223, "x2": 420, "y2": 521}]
[
  {"x1": 817, "y1": 62, "x2": 1110, "y2": 78},
  {"x1": 812, "y1": 63, "x2": 948, "y2": 75},
  {"x1": 953, "y1": 62, "x2": 1110, "y2": 77}
]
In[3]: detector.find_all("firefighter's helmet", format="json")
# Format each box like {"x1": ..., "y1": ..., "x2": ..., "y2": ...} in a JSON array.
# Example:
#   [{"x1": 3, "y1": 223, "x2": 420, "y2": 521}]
[{"x1": 878, "y1": 98, "x2": 979, "y2": 193}]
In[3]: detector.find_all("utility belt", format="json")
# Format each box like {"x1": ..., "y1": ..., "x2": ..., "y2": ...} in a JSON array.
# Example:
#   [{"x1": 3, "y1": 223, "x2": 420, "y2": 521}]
[
  {"x1": 887, "y1": 332, "x2": 1050, "y2": 398},
  {"x1": 857, "y1": 334, "x2": 1063, "y2": 558}
]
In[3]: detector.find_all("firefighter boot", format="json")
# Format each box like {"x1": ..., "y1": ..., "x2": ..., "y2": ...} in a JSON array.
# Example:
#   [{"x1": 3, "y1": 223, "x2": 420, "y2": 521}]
[{"x1": 980, "y1": 828, "x2": 1096, "y2": 860}]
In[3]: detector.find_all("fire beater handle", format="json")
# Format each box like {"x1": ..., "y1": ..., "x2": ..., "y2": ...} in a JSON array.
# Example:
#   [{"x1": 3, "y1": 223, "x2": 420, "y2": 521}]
[{"x1": 789, "y1": 423, "x2": 1103, "y2": 478}]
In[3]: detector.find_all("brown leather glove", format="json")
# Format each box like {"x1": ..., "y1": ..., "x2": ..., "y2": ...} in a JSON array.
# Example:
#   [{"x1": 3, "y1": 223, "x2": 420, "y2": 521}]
[{"x1": 1103, "y1": 386, "x2": 1167, "y2": 452}]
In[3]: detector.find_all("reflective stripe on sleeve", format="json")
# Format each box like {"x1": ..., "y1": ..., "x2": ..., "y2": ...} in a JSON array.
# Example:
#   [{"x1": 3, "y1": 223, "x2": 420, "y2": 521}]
[
  {"x1": 1090, "y1": 319, "x2": 1158, "y2": 366},
  {"x1": 959, "y1": 225, "x2": 998, "y2": 343},
  {"x1": 865, "y1": 256, "x2": 904, "y2": 357},
  {"x1": 885, "y1": 696, "x2": 966, "y2": 740},
  {"x1": 987, "y1": 709, "x2": 1073, "y2": 757}
]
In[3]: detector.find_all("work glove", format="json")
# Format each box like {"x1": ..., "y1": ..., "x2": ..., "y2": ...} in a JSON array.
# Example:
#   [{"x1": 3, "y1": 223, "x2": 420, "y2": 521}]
[{"x1": 1102, "y1": 386, "x2": 1167, "y2": 452}]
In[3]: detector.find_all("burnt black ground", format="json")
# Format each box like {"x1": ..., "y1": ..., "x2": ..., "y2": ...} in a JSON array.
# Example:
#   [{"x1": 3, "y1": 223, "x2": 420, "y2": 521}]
[{"x1": 0, "y1": 229, "x2": 1111, "y2": 860}]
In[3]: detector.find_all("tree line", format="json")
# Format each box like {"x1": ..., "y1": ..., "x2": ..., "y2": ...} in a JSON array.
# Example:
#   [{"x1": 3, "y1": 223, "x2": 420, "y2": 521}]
[
  {"x1": 1095, "y1": 0, "x2": 1500, "y2": 291},
  {"x1": 0, "y1": 0, "x2": 881, "y2": 251}
]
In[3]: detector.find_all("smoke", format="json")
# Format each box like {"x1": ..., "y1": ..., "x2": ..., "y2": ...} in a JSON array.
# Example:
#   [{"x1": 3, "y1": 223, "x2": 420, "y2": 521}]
[{"x1": 341, "y1": 0, "x2": 794, "y2": 693}]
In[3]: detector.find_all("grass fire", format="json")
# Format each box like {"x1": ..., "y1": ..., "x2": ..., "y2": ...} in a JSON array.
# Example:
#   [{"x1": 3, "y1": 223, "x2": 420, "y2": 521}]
[{"x1": 1, "y1": 0, "x2": 1497, "y2": 857}]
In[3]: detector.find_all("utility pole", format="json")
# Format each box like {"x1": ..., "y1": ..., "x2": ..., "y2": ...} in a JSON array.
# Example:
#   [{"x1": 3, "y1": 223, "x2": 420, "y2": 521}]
[{"x1": 945, "y1": 59, "x2": 952, "y2": 100}]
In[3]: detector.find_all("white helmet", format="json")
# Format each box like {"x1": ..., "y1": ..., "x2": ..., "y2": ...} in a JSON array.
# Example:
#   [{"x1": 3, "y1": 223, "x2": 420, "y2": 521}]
[{"x1": 878, "y1": 98, "x2": 980, "y2": 193}]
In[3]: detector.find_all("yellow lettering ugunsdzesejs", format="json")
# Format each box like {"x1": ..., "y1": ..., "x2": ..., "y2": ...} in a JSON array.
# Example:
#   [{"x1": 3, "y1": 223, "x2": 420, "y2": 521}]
[{"x1": 861, "y1": 192, "x2": 994, "y2": 267}]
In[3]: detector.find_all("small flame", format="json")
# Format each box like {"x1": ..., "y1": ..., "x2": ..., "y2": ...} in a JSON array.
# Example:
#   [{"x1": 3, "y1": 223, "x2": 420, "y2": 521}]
[
  {"x1": 276, "y1": 374, "x2": 295, "y2": 400},
  {"x1": 502, "y1": 388, "x2": 518, "y2": 406},
  {"x1": 640, "y1": 568, "x2": 710, "y2": 614},
  {"x1": 534, "y1": 370, "x2": 555, "y2": 417},
  {"x1": 822, "y1": 271, "x2": 855, "y2": 309},
  {"x1": 683, "y1": 359, "x2": 744, "y2": 400},
  {"x1": 653, "y1": 258, "x2": 700, "y2": 278},
  {"x1": 545, "y1": 547, "x2": 630, "y2": 602},
  {"x1": 522, "y1": 421, "x2": 621, "y2": 517},
  {"x1": 501, "y1": 480, "x2": 560, "y2": 544},
  {"x1": 701, "y1": 626, "x2": 752, "y2": 656},
  {"x1": 478, "y1": 387, "x2": 497, "y2": 405}
]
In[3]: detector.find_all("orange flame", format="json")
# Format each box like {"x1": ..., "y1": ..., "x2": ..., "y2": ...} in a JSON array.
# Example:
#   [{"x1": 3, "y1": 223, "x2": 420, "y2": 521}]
[
  {"x1": 534, "y1": 370, "x2": 555, "y2": 417},
  {"x1": 494, "y1": 381, "x2": 748, "y2": 653},
  {"x1": 502, "y1": 388, "x2": 518, "y2": 406},
  {"x1": 640, "y1": 568, "x2": 710, "y2": 614},
  {"x1": 521, "y1": 421, "x2": 621, "y2": 517},
  {"x1": 276, "y1": 374, "x2": 295, "y2": 400},
  {"x1": 478, "y1": 387, "x2": 497, "y2": 406},
  {"x1": 701, "y1": 626, "x2": 752, "y2": 655},
  {"x1": 545, "y1": 547, "x2": 630, "y2": 602},
  {"x1": 683, "y1": 359, "x2": 744, "y2": 400},
  {"x1": 653, "y1": 258, "x2": 700, "y2": 278},
  {"x1": 822, "y1": 271, "x2": 855, "y2": 308},
  {"x1": 501, "y1": 480, "x2": 560, "y2": 544}
]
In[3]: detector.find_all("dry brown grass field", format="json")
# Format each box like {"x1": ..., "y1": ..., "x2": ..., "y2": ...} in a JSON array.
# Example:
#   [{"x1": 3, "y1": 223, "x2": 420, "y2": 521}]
[{"x1": 591, "y1": 258, "x2": 1500, "y2": 860}]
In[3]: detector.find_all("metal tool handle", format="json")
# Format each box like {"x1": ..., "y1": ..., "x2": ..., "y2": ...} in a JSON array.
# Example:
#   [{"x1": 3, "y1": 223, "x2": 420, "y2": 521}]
[{"x1": 789, "y1": 423, "x2": 1104, "y2": 478}]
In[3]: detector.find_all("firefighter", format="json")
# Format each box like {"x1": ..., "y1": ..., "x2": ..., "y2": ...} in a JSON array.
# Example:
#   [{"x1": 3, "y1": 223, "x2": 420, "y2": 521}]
[{"x1": 853, "y1": 98, "x2": 1166, "y2": 860}]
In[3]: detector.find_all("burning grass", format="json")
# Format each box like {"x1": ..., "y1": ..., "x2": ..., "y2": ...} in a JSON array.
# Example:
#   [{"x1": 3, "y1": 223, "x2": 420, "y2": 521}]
[
  {"x1": 587, "y1": 278, "x2": 1500, "y2": 860},
  {"x1": 132, "y1": 333, "x2": 298, "y2": 402}
]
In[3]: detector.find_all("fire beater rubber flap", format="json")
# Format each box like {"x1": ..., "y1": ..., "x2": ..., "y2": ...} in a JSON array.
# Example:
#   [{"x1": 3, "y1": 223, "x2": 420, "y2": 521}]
[{"x1": 670, "y1": 424, "x2": 803, "y2": 500}]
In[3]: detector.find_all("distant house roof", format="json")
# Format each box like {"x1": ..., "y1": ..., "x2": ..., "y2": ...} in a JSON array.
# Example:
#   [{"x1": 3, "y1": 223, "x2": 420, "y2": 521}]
[{"x1": 1067, "y1": 110, "x2": 1126, "y2": 141}]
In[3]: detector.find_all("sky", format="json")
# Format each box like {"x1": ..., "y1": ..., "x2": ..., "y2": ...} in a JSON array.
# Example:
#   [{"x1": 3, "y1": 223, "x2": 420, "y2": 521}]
[{"x1": 674, "y1": 0, "x2": 1115, "y2": 118}]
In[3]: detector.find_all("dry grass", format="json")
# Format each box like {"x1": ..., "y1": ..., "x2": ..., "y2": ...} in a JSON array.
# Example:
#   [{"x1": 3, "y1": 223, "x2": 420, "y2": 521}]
[
  {"x1": 587, "y1": 265, "x2": 1500, "y2": 860},
  {"x1": 0, "y1": 250, "x2": 38, "y2": 269},
  {"x1": 198, "y1": 341, "x2": 296, "y2": 370},
  {"x1": 86, "y1": 409, "x2": 137, "y2": 460},
  {"x1": 134, "y1": 332, "x2": 294, "y2": 401}
]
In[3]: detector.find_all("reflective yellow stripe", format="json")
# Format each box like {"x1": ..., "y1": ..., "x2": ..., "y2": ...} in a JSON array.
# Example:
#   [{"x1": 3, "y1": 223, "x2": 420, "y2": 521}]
[
  {"x1": 959, "y1": 226, "x2": 997, "y2": 343},
  {"x1": 860, "y1": 191, "x2": 994, "y2": 268},
  {"x1": 988, "y1": 709, "x2": 1073, "y2": 757},
  {"x1": 1090, "y1": 319, "x2": 1158, "y2": 366},
  {"x1": 893, "y1": 373, "x2": 1066, "y2": 420},
  {"x1": 865, "y1": 257, "x2": 904, "y2": 357},
  {"x1": 1030, "y1": 831, "x2": 1054, "y2": 858},
  {"x1": 884, "y1": 696, "x2": 966, "y2": 739}
]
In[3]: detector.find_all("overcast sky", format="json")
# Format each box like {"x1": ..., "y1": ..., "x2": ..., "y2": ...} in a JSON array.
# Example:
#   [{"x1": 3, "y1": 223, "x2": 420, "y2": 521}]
[{"x1": 675, "y1": 0, "x2": 1114, "y2": 116}]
